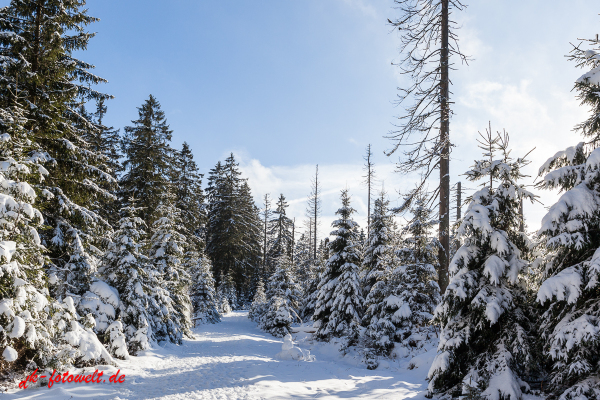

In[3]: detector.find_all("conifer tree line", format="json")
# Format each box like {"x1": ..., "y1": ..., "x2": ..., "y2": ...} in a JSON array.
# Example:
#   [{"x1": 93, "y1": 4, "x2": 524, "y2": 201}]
[{"x1": 0, "y1": 0, "x2": 227, "y2": 375}]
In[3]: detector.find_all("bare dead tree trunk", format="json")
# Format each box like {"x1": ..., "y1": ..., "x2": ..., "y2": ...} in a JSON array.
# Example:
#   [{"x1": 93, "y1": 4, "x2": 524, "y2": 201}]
[
  {"x1": 438, "y1": 0, "x2": 450, "y2": 294},
  {"x1": 31, "y1": 0, "x2": 44, "y2": 105},
  {"x1": 262, "y1": 194, "x2": 271, "y2": 277},
  {"x1": 386, "y1": 0, "x2": 467, "y2": 294},
  {"x1": 314, "y1": 166, "x2": 319, "y2": 260},
  {"x1": 519, "y1": 198, "x2": 524, "y2": 233},
  {"x1": 308, "y1": 219, "x2": 313, "y2": 258},
  {"x1": 291, "y1": 217, "x2": 296, "y2": 264},
  {"x1": 307, "y1": 165, "x2": 321, "y2": 262},
  {"x1": 457, "y1": 181, "x2": 461, "y2": 221},
  {"x1": 363, "y1": 144, "x2": 376, "y2": 240}
]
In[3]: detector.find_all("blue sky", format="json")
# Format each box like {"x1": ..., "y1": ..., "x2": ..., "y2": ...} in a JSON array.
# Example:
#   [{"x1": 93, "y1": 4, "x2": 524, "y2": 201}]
[{"x1": 80, "y1": 0, "x2": 598, "y2": 236}]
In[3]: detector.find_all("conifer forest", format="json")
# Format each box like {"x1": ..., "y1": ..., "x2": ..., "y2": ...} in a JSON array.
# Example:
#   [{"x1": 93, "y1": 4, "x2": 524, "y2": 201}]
[{"x1": 0, "y1": 1, "x2": 599, "y2": 399}]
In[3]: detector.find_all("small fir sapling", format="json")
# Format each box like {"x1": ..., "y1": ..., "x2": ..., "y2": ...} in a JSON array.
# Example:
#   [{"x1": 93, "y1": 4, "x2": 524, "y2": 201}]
[
  {"x1": 313, "y1": 190, "x2": 364, "y2": 343},
  {"x1": 189, "y1": 254, "x2": 221, "y2": 325},
  {"x1": 259, "y1": 255, "x2": 302, "y2": 337}
]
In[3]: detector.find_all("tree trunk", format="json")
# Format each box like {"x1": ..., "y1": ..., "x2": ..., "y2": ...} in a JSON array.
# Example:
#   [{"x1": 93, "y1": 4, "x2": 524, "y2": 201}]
[
  {"x1": 31, "y1": 0, "x2": 44, "y2": 105},
  {"x1": 262, "y1": 194, "x2": 270, "y2": 277},
  {"x1": 438, "y1": 0, "x2": 450, "y2": 294},
  {"x1": 313, "y1": 165, "x2": 319, "y2": 261},
  {"x1": 457, "y1": 181, "x2": 461, "y2": 221},
  {"x1": 291, "y1": 218, "x2": 295, "y2": 263},
  {"x1": 519, "y1": 198, "x2": 524, "y2": 233}
]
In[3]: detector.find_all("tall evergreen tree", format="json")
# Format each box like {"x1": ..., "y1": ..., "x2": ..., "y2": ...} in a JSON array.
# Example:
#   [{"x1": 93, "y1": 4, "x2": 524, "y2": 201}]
[
  {"x1": 121, "y1": 95, "x2": 174, "y2": 226},
  {"x1": 362, "y1": 191, "x2": 394, "y2": 294},
  {"x1": 0, "y1": 102, "x2": 57, "y2": 372},
  {"x1": 86, "y1": 99, "x2": 121, "y2": 225},
  {"x1": 428, "y1": 129, "x2": 535, "y2": 400},
  {"x1": 0, "y1": 0, "x2": 116, "y2": 313},
  {"x1": 313, "y1": 190, "x2": 363, "y2": 342},
  {"x1": 266, "y1": 194, "x2": 293, "y2": 274},
  {"x1": 149, "y1": 198, "x2": 192, "y2": 344},
  {"x1": 90, "y1": 98, "x2": 122, "y2": 181},
  {"x1": 102, "y1": 204, "x2": 155, "y2": 354},
  {"x1": 392, "y1": 193, "x2": 440, "y2": 347},
  {"x1": 173, "y1": 142, "x2": 205, "y2": 247},
  {"x1": 206, "y1": 154, "x2": 261, "y2": 300},
  {"x1": 0, "y1": 0, "x2": 131, "y2": 371}
]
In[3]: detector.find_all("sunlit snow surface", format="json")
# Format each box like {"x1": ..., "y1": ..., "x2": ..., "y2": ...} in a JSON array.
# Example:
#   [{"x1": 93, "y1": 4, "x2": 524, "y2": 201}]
[{"x1": 6, "y1": 311, "x2": 431, "y2": 399}]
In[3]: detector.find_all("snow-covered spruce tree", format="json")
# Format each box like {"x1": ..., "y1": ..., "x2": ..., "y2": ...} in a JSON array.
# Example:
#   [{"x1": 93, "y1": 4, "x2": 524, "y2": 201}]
[
  {"x1": 121, "y1": 95, "x2": 174, "y2": 227},
  {"x1": 362, "y1": 191, "x2": 394, "y2": 296},
  {"x1": 389, "y1": 193, "x2": 440, "y2": 351},
  {"x1": 259, "y1": 255, "x2": 302, "y2": 337},
  {"x1": 87, "y1": 99, "x2": 122, "y2": 225},
  {"x1": 249, "y1": 279, "x2": 267, "y2": 322},
  {"x1": 189, "y1": 254, "x2": 220, "y2": 326},
  {"x1": 428, "y1": 129, "x2": 536, "y2": 400},
  {"x1": 294, "y1": 232, "x2": 313, "y2": 287},
  {"x1": 300, "y1": 259, "x2": 324, "y2": 323},
  {"x1": 51, "y1": 226, "x2": 128, "y2": 359},
  {"x1": 102, "y1": 204, "x2": 155, "y2": 354},
  {"x1": 206, "y1": 155, "x2": 262, "y2": 301},
  {"x1": 266, "y1": 194, "x2": 294, "y2": 274},
  {"x1": 173, "y1": 142, "x2": 205, "y2": 245},
  {"x1": 0, "y1": 1, "x2": 117, "y2": 304},
  {"x1": 47, "y1": 297, "x2": 113, "y2": 369},
  {"x1": 360, "y1": 192, "x2": 399, "y2": 367},
  {"x1": 222, "y1": 270, "x2": 238, "y2": 310},
  {"x1": 0, "y1": 32, "x2": 117, "y2": 369},
  {"x1": 0, "y1": 105, "x2": 57, "y2": 373},
  {"x1": 534, "y1": 37, "x2": 600, "y2": 400},
  {"x1": 313, "y1": 189, "x2": 364, "y2": 343},
  {"x1": 78, "y1": 280, "x2": 128, "y2": 360},
  {"x1": 149, "y1": 200, "x2": 192, "y2": 344},
  {"x1": 216, "y1": 271, "x2": 231, "y2": 315},
  {"x1": 296, "y1": 229, "x2": 322, "y2": 322}
]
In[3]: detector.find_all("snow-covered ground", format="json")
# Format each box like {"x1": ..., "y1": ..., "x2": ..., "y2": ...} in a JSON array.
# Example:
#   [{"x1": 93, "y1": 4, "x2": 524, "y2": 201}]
[{"x1": 6, "y1": 311, "x2": 433, "y2": 399}]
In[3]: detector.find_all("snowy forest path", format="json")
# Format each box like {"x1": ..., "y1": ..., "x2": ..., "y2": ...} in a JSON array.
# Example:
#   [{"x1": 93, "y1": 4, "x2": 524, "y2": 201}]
[{"x1": 7, "y1": 311, "x2": 429, "y2": 399}]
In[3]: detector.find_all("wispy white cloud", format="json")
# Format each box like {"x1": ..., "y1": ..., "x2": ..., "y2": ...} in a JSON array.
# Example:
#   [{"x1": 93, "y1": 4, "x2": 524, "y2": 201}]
[
  {"x1": 235, "y1": 153, "x2": 416, "y2": 240},
  {"x1": 453, "y1": 79, "x2": 587, "y2": 231}
]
